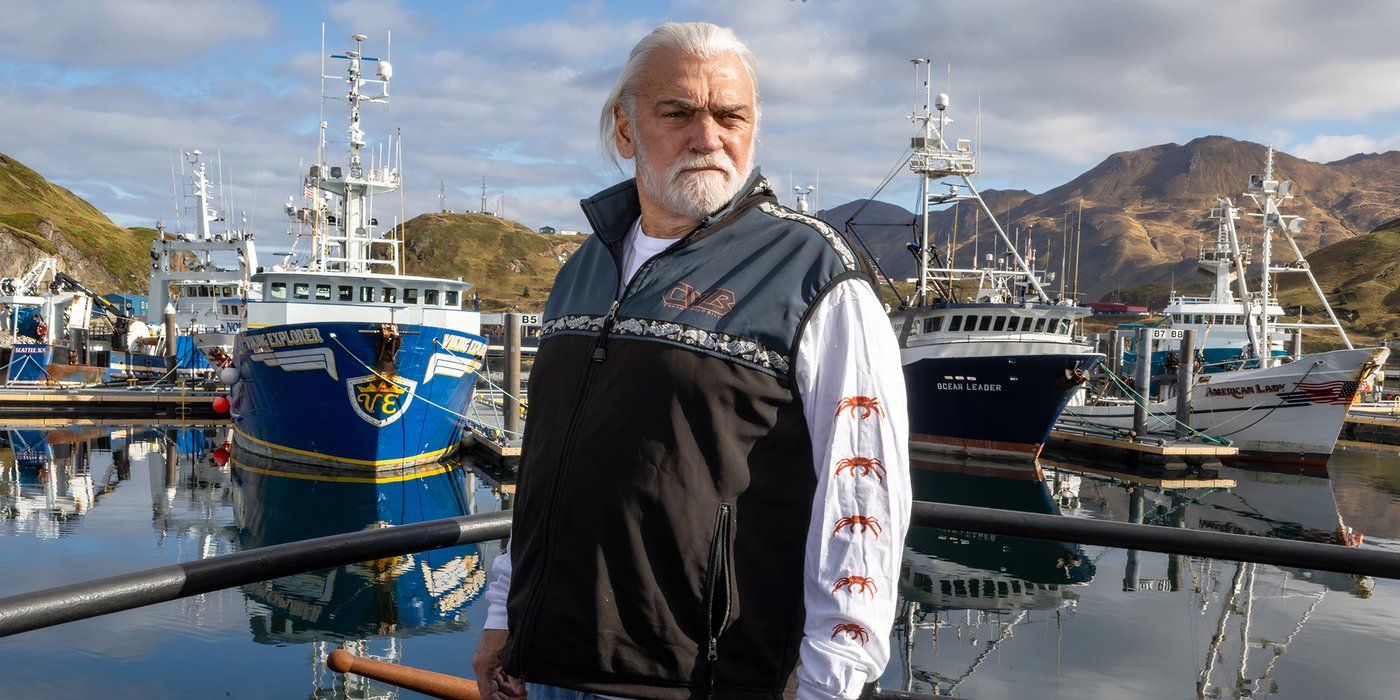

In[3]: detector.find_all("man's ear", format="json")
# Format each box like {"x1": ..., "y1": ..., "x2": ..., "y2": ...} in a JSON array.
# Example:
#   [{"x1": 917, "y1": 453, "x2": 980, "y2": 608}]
[{"x1": 615, "y1": 104, "x2": 636, "y2": 160}]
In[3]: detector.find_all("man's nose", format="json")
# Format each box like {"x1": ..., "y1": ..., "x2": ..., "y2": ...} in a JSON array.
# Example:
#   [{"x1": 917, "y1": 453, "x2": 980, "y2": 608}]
[{"x1": 687, "y1": 113, "x2": 724, "y2": 153}]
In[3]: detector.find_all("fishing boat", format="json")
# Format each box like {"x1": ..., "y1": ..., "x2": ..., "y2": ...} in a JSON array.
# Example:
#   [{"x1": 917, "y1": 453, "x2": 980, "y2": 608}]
[
  {"x1": 0, "y1": 258, "x2": 211, "y2": 384},
  {"x1": 150, "y1": 149, "x2": 260, "y2": 368},
  {"x1": 1060, "y1": 149, "x2": 1390, "y2": 463},
  {"x1": 229, "y1": 34, "x2": 487, "y2": 475},
  {"x1": 886, "y1": 60, "x2": 1102, "y2": 460}
]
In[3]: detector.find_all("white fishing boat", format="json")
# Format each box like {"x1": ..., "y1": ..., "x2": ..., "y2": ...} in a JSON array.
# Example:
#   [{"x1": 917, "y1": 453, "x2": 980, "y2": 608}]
[
  {"x1": 150, "y1": 149, "x2": 259, "y2": 367},
  {"x1": 1061, "y1": 149, "x2": 1390, "y2": 464}
]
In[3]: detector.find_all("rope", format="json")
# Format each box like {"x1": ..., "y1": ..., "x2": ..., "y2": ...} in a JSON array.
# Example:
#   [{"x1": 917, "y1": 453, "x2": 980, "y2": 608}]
[
  {"x1": 432, "y1": 337, "x2": 528, "y2": 408},
  {"x1": 1099, "y1": 368, "x2": 1231, "y2": 445}
]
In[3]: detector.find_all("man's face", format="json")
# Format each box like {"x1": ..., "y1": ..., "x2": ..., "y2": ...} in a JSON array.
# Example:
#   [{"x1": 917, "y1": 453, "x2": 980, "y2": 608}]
[{"x1": 617, "y1": 48, "x2": 757, "y2": 221}]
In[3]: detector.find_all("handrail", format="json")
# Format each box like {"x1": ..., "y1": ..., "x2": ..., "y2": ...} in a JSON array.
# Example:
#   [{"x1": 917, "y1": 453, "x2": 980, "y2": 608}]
[
  {"x1": 3, "y1": 502, "x2": 1400, "y2": 641},
  {"x1": 0, "y1": 510, "x2": 511, "y2": 638}
]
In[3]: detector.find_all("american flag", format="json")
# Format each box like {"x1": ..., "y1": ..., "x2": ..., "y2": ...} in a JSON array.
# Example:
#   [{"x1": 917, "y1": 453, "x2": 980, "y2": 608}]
[
  {"x1": 1276, "y1": 380, "x2": 1359, "y2": 406},
  {"x1": 304, "y1": 180, "x2": 316, "y2": 199}
]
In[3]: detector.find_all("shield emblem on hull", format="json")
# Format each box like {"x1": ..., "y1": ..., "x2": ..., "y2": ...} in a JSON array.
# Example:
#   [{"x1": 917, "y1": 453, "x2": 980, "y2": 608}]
[{"x1": 346, "y1": 374, "x2": 418, "y2": 427}]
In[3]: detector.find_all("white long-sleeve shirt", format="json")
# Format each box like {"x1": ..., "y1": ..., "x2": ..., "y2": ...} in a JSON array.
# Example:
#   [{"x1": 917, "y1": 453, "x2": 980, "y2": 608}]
[{"x1": 482, "y1": 219, "x2": 910, "y2": 699}]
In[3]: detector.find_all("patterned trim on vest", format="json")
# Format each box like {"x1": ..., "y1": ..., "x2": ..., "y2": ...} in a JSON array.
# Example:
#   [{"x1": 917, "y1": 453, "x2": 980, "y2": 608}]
[
  {"x1": 757, "y1": 202, "x2": 860, "y2": 273},
  {"x1": 542, "y1": 314, "x2": 791, "y2": 376}
]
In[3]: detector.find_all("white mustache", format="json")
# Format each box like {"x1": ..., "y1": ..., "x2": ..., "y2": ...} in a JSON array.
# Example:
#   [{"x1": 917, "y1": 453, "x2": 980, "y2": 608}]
[{"x1": 667, "y1": 152, "x2": 738, "y2": 183}]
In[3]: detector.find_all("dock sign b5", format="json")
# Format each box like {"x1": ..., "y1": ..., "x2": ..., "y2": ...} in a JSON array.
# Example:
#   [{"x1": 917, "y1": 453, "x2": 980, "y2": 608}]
[{"x1": 346, "y1": 374, "x2": 417, "y2": 426}]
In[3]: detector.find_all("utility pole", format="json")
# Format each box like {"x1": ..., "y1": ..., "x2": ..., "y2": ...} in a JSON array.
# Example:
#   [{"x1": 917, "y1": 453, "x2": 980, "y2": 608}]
[
  {"x1": 480, "y1": 176, "x2": 487, "y2": 214},
  {"x1": 439, "y1": 179, "x2": 447, "y2": 213}
]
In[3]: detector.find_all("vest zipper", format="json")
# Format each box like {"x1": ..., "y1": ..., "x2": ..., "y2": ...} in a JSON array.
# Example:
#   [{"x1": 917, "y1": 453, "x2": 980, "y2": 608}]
[
  {"x1": 517, "y1": 215, "x2": 726, "y2": 675},
  {"x1": 704, "y1": 503, "x2": 733, "y2": 696},
  {"x1": 513, "y1": 236, "x2": 683, "y2": 674}
]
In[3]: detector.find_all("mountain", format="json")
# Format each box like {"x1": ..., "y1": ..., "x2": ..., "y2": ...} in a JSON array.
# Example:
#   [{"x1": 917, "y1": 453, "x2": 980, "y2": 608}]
[
  {"x1": 0, "y1": 152, "x2": 157, "y2": 292},
  {"x1": 396, "y1": 211, "x2": 585, "y2": 311},
  {"x1": 822, "y1": 137, "x2": 1400, "y2": 301}
]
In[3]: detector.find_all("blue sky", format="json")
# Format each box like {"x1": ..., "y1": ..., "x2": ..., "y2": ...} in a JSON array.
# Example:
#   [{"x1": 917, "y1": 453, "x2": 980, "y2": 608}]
[{"x1": 3, "y1": 0, "x2": 1399, "y2": 237}]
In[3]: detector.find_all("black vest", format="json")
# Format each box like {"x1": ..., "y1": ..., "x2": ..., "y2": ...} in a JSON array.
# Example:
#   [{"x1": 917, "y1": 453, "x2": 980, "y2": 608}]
[{"x1": 502, "y1": 171, "x2": 871, "y2": 698}]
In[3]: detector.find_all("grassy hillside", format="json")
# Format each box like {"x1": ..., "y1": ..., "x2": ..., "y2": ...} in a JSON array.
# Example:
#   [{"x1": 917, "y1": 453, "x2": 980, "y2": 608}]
[
  {"x1": 1278, "y1": 220, "x2": 1400, "y2": 344},
  {"x1": 0, "y1": 153, "x2": 157, "y2": 291},
  {"x1": 397, "y1": 212, "x2": 584, "y2": 311}
]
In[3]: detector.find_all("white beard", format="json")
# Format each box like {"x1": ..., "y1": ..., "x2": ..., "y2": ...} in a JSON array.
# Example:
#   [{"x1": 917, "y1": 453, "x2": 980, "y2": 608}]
[{"x1": 636, "y1": 141, "x2": 753, "y2": 221}]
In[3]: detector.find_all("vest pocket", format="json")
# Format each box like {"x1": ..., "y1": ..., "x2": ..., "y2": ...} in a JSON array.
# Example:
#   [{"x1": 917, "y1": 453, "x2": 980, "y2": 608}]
[{"x1": 703, "y1": 502, "x2": 733, "y2": 689}]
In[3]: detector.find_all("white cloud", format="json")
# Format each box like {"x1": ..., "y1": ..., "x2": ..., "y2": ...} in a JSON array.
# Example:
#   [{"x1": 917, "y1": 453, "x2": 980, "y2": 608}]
[
  {"x1": 1289, "y1": 133, "x2": 1400, "y2": 163},
  {"x1": 0, "y1": 0, "x2": 274, "y2": 67},
  {"x1": 7, "y1": 0, "x2": 1400, "y2": 241}
]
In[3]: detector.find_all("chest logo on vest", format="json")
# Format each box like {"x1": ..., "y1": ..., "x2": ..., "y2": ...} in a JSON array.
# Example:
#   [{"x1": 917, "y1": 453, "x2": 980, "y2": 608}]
[{"x1": 661, "y1": 282, "x2": 737, "y2": 317}]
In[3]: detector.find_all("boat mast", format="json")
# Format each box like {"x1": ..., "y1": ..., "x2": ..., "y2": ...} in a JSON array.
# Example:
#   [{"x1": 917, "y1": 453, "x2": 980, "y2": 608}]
[
  {"x1": 1212, "y1": 198, "x2": 1263, "y2": 355},
  {"x1": 906, "y1": 59, "x2": 1048, "y2": 305},
  {"x1": 313, "y1": 33, "x2": 400, "y2": 276},
  {"x1": 912, "y1": 59, "x2": 932, "y2": 307},
  {"x1": 1242, "y1": 147, "x2": 1353, "y2": 359}
]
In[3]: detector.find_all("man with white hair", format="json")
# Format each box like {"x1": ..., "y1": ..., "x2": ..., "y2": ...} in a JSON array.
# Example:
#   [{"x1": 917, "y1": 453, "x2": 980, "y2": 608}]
[{"x1": 472, "y1": 22, "x2": 909, "y2": 700}]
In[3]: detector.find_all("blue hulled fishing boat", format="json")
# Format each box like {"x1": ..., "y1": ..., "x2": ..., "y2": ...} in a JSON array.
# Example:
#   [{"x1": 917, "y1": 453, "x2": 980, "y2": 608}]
[{"x1": 230, "y1": 34, "x2": 486, "y2": 475}]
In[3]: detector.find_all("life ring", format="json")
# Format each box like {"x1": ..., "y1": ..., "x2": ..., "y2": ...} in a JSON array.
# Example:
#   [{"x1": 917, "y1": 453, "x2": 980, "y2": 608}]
[{"x1": 34, "y1": 319, "x2": 48, "y2": 340}]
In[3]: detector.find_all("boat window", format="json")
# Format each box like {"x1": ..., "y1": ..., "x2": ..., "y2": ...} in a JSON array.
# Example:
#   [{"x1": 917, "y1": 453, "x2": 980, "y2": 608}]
[
  {"x1": 338, "y1": 285, "x2": 353, "y2": 301},
  {"x1": 315, "y1": 285, "x2": 331, "y2": 300},
  {"x1": 360, "y1": 286, "x2": 374, "y2": 302},
  {"x1": 924, "y1": 316, "x2": 942, "y2": 333},
  {"x1": 949, "y1": 315, "x2": 963, "y2": 331},
  {"x1": 223, "y1": 286, "x2": 233, "y2": 296},
  {"x1": 445, "y1": 290, "x2": 460, "y2": 307},
  {"x1": 1033, "y1": 318, "x2": 1046, "y2": 332},
  {"x1": 382, "y1": 287, "x2": 398, "y2": 303},
  {"x1": 271, "y1": 282, "x2": 286, "y2": 300},
  {"x1": 978, "y1": 315, "x2": 993, "y2": 331},
  {"x1": 993, "y1": 316, "x2": 1007, "y2": 331},
  {"x1": 425, "y1": 288, "x2": 440, "y2": 305},
  {"x1": 404, "y1": 288, "x2": 419, "y2": 304},
  {"x1": 1059, "y1": 319, "x2": 1072, "y2": 334},
  {"x1": 293, "y1": 283, "x2": 309, "y2": 299}
]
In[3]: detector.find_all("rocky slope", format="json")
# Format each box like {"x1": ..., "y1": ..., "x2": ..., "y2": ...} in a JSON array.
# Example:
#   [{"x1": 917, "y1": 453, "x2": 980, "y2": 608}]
[{"x1": 0, "y1": 153, "x2": 156, "y2": 292}]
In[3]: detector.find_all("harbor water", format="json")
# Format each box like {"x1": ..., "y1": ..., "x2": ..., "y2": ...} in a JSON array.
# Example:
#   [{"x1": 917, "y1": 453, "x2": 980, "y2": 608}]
[{"x1": 0, "y1": 423, "x2": 1397, "y2": 698}]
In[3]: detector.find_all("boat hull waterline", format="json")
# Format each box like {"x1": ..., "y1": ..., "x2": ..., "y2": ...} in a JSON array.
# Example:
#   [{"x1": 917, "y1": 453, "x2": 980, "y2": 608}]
[
  {"x1": 1060, "y1": 347, "x2": 1389, "y2": 463},
  {"x1": 231, "y1": 321, "x2": 487, "y2": 474},
  {"x1": 905, "y1": 352, "x2": 1104, "y2": 460}
]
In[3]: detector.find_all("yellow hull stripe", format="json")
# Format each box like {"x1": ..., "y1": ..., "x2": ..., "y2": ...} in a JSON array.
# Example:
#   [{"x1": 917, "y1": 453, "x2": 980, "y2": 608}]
[
  {"x1": 232, "y1": 426, "x2": 455, "y2": 468},
  {"x1": 229, "y1": 456, "x2": 457, "y2": 484}
]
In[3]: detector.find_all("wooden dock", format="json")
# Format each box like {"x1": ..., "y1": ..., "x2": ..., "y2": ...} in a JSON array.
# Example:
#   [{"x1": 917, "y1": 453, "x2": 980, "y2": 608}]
[
  {"x1": 1046, "y1": 428, "x2": 1237, "y2": 470},
  {"x1": 0, "y1": 386, "x2": 223, "y2": 418},
  {"x1": 1342, "y1": 404, "x2": 1400, "y2": 446},
  {"x1": 464, "y1": 422, "x2": 521, "y2": 468}
]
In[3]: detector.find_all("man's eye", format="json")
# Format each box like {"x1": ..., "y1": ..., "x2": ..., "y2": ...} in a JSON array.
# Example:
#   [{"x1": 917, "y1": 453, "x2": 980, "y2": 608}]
[{"x1": 664, "y1": 111, "x2": 687, "y2": 118}]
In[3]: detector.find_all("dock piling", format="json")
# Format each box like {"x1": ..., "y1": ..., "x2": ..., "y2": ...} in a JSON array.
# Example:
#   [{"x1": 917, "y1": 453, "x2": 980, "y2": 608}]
[
  {"x1": 504, "y1": 312, "x2": 522, "y2": 437},
  {"x1": 1107, "y1": 329, "x2": 1121, "y2": 376},
  {"x1": 163, "y1": 303, "x2": 178, "y2": 375},
  {"x1": 1175, "y1": 329, "x2": 1195, "y2": 437},
  {"x1": 1133, "y1": 326, "x2": 1152, "y2": 438}
]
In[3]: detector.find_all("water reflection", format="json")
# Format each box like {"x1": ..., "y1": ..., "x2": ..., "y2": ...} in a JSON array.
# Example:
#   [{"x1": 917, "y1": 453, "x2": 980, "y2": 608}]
[
  {"x1": 228, "y1": 447, "x2": 494, "y2": 698},
  {"x1": 888, "y1": 449, "x2": 1376, "y2": 698}
]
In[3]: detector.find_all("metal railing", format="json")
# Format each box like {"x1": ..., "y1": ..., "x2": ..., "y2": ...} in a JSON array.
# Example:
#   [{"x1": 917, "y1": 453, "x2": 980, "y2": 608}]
[{"x1": 3, "y1": 502, "x2": 1398, "y2": 640}]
